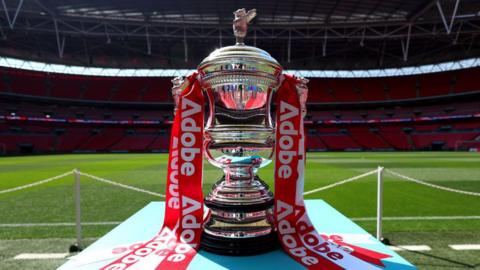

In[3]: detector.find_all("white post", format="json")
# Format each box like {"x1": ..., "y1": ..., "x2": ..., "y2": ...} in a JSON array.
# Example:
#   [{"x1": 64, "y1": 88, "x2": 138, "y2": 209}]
[
  {"x1": 146, "y1": 25, "x2": 151, "y2": 55},
  {"x1": 287, "y1": 29, "x2": 291, "y2": 63},
  {"x1": 74, "y1": 169, "x2": 82, "y2": 249},
  {"x1": 183, "y1": 28, "x2": 188, "y2": 63},
  {"x1": 376, "y1": 166, "x2": 384, "y2": 241}
]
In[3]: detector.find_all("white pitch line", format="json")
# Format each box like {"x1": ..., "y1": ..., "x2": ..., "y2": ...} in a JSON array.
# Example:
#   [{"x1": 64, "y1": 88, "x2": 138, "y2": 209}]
[
  {"x1": 351, "y1": 216, "x2": 480, "y2": 221},
  {"x1": 0, "y1": 221, "x2": 121, "y2": 228},
  {"x1": 2, "y1": 216, "x2": 480, "y2": 228},
  {"x1": 14, "y1": 253, "x2": 69, "y2": 260},
  {"x1": 389, "y1": 245, "x2": 431, "y2": 251},
  {"x1": 449, "y1": 244, "x2": 480, "y2": 250}
]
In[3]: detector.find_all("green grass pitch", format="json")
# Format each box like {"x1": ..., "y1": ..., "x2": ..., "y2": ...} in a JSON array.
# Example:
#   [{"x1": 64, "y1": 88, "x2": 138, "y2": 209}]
[{"x1": 0, "y1": 152, "x2": 479, "y2": 269}]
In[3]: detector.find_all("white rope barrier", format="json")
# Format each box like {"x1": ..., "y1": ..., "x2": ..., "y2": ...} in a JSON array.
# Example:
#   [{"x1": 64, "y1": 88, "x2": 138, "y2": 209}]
[
  {"x1": 385, "y1": 169, "x2": 480, "y2": 197},
  {"x1": 77, "y1": 171, "x2": 165, "y2": 198},
  {"x1": 1, "y1": 166, "x2": 478, "y2": 246},
  {"x1": 303, "y1": 169, "x2": 379, "y2": 196},
  {"x1": 0, "y1": 170, "x2": 74, "y2": 194},
  {"x1": 2, "y1": 167, "x2": 477, "y2": 198}
]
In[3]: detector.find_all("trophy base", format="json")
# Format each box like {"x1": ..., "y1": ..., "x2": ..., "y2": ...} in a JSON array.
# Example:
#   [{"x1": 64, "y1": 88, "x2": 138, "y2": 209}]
[
  {"x1": 204, "y1": 176, "x2": 274, "y2": 212},
  {"x1": 200, "y1": 230, "x2": 279, "y2": 256},
  {"x1": 202, "y1": 175, "x2": 277, "y2": 255}
]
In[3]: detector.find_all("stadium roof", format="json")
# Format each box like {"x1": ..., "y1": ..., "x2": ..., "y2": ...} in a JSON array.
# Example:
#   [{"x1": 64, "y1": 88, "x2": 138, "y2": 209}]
[
  {"x1": 0, "y1": 0, "x2": 480, "y2": 70},
  {"x1": 2, "y1": 55, "x2": 479, "y2": 78}
]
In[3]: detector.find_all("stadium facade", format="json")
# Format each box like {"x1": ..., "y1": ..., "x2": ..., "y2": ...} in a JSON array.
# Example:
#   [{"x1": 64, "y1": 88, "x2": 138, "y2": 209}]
[{"x1": 0, "y1": 0, "x2": 479, "y2": 155}]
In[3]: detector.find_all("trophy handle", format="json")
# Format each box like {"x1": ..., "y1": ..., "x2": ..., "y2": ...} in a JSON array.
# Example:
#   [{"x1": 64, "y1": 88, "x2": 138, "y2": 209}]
[
  {"x1": 204, "y1": 88, "x2": 216, "y2": 129},
  {"x1": 203, "y1": 139, "x2": 223, "y2": 168}
]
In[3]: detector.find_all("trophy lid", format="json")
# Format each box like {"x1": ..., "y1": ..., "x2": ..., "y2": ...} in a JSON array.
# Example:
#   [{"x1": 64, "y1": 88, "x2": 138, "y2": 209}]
[
  {"x1": 199, "y1": 44, "x2": 280, "y2": 70},
  {"x1": 198, "y1": 9, "x2": 282, "y2": 90}
]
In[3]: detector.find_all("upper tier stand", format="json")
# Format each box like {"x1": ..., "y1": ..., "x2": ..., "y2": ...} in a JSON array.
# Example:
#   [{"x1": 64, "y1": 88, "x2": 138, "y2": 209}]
[{"x1": 58, "y1": 200, "x2": 417, "y2": 270}]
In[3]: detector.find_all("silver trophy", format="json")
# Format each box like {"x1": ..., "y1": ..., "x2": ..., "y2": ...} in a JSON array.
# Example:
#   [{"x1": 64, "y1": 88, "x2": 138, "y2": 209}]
[{"x1": 173, "y1": 9, "x2": 286, "y2": 255}]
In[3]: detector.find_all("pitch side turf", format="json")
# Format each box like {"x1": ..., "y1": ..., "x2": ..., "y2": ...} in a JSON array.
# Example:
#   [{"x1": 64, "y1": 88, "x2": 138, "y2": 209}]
[{"x1": 0, "y1": 152, "x2": 479, "y2": 269}]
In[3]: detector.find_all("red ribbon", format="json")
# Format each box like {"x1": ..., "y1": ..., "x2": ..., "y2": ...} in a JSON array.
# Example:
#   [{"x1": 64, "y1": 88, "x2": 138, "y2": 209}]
[
  {"x1": 101, "y1": 73, "x2": 391, "y2": 270},
  {"x1": 321, "y1": 234, "x2": 392, "y2": 267}
]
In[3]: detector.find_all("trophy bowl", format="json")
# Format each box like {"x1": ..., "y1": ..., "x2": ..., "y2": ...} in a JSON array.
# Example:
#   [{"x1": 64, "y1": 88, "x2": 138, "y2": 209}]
[{"x1": 197, "y1": 43, "x2": 283, "y2": 255}]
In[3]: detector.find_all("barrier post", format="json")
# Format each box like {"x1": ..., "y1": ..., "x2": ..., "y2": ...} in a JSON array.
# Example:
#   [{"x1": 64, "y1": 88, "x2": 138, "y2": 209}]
[
  {"x1": 69, "y1": 169, "x2": 83, "y2": 252},
  {"x1": 376, "y1": 166, "x2": 384, "y2": 241},
  {"x1": 376, "y1": 166, "x2": 390, "y2": 245}
]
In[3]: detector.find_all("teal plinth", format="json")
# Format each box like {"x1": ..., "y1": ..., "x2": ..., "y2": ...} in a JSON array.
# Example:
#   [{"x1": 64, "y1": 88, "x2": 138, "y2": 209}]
[{"x1": 58, "y1": 200, "x2": 416, "y2": 270}]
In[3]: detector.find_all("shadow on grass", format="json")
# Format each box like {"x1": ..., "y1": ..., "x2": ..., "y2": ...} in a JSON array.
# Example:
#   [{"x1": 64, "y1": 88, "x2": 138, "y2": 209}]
[{"x1": 393, "y1": 245, "x2": 478, "y2": 269}]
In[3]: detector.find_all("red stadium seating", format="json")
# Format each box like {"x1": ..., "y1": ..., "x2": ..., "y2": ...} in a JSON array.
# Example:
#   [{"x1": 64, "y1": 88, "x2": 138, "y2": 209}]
[
  {"x1": 348, "y1": 127, "x2": 391, "y2": 150},
  {"x1": 455, "y1": 68, "x2": 480, "y2": 93},
  {"x1": 306, "y1": 133, "x2": 327, "y2": 151},
  {"x1": 317, "y1": 127, "x2": 341, "y2": 133},
  {"x1": 420, "y1": 73, "x2": 451, "y2": 97},
  {"x1": 9, "y1": 70, "x2": 47, "y2": 96},
  {"x1": 49, "y1": 77, "x2": 85, "y2": 99},
  {"x1": 319, "y1": 134, "x2": 361, "y2": 150},
  {"x1": 412, "y1": 132, "x2": 478, "y2": 149},
  {"x1": 356, "y1": 78, "x2": 386, "y2": 101},
  {"x1": 141, "y1": 78, "x2": 172, "y2": 102},
  {"x1": 308, "y1": 101, "x2": 479, "y2": 122},
  {"x1": 414, "y1": 124, "x2": 440, "y2": 132},
  {"x1": 110, "y1": 79, "x2": 144, "y2": 102},
  {"x1": 57, "y1": 127, "x2": 92, "y2": 152},
  {"x1": 378, "y1": 126, "x2": 412, "y2": 150},
  {"x1": 1, "y1": 119, "x2": 478, "y2": 154},
  {"x1": 454, "y1": 122, "x2": 480, "y2": 130},
  {"x1": 307, "y1": 79, "x2": 335, "y2": 102},
  {"x1": 386, "y1": 76, "x2": 417, "y2": 100},
  {"x1": 149, "y1": 134, "x2": 171, "y2": 151},
  {"x1": 1, "y1": 67, "x2": 479, "y2": 154},
  {"x1": 111, "y1": 135, "x2": 157, "y2": 152},
  {"x1": 329, "y1": 80, "x2": 360, "y2": 102},
  {"x1": 1, "y1": 67, "x2": 478, "y2": 104},
  {"x1": 0, "y1": 134, "x2": 55, "y2": 153},
  {"x1": 82, "y1": 79, "x2": 116, "y2": 101},
  {"x1": 77, "y1": 128, "x2": 124, "y2": 151}
]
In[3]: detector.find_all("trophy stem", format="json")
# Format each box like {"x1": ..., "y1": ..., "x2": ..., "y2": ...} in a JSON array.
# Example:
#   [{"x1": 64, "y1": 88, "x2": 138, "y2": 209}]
[
  {"x1": 201, "y1": 169, "x2": 278, "y2": 255},
  {"x1": 223, "y1": 165, "x2": 254, "y2": 185}
]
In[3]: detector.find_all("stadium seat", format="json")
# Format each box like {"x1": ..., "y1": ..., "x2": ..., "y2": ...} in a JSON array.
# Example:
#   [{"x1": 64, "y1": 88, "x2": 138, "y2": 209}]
[
  {"x1": 49, "y1": 76, "x2": 86, "y2": 99},
  {"x1": 319, "y1": 134, "x2": 361, "y2": 150},
  {"x1": 420, "y1": 72, "x2": 451, "y2": 97},
  {"x1": 454, "y1": 68, "x2": 480, "y2": 93},
  {"x1": 0, "y1": 66, "x2": 479, "y2": 153},
  {"x1": 110, "y1": 78, "x2": 145, "y2": 102},
  {"x1": 386, "y1": 76, "x2": 417, "y2": 100},
  {"x1": 348, "y1": 127, "x2": 391, "y2": 150}
]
